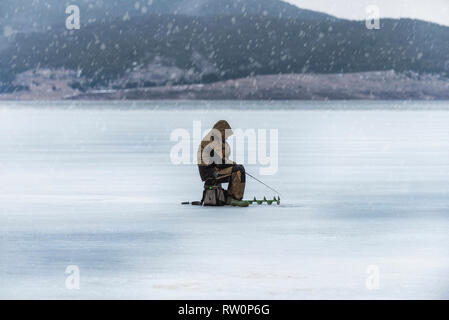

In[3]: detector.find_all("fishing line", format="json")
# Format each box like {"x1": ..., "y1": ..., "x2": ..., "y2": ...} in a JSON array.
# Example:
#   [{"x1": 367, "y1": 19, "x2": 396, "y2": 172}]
[{"x1": 246, "y1": 172, "x2": 281, "y2": 196}]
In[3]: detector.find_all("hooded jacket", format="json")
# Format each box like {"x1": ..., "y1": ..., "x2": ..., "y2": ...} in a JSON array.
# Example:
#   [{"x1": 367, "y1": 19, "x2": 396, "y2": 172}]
[
  {"x1": 197, "y1": 120, "x2": 234, "y2": 167},
  {"x1": 197, "y1": 120, "x2": 236, "y2": 182}
]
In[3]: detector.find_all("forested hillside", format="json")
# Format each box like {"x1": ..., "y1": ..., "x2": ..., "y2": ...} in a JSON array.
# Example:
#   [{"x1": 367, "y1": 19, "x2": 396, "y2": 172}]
[{"x1": 1, "y1": 1, "x2": 448, "y2": 93}]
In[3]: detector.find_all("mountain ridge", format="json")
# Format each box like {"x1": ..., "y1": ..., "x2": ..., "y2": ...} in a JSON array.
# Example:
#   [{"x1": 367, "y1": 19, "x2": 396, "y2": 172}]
[
  {"x1": 1, "y1": 1, "x2": 448, "y2": 95},
  {"x1": 0, "y1": 0, "x2": 335, "y2": 32}
]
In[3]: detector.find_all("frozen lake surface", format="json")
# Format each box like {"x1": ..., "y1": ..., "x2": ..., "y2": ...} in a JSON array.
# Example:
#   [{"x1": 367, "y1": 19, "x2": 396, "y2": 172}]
[{"x1": 1, "y1": 100, "x2": 449, "y2": 299}]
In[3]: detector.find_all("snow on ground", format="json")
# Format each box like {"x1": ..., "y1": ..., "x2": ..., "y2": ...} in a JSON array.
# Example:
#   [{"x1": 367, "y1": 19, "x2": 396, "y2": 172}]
[{"x1": 1, "y1": 101, "x2": 449, "y2": 299}]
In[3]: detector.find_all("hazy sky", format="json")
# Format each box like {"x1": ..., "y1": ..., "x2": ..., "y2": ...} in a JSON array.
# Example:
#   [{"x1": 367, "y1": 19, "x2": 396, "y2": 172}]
[{"x1": 286, "y1": 0, "x2": 449, "y2": 26}]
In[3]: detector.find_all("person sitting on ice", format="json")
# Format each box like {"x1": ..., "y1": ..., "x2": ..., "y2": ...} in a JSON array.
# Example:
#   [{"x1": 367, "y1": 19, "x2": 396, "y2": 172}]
[{"x1": 197, "y1": 120, "x2": 248, "y2": 207}]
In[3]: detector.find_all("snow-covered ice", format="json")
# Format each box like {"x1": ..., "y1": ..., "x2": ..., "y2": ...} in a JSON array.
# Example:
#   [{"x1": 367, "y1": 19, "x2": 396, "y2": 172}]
[{"x1": 1, "y1": 100, "x2": 449, "y2": 299}]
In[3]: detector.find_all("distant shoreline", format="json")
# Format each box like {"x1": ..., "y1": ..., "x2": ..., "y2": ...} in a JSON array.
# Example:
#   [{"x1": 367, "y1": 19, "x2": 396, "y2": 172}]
[
  {"x1": 1, "y1": 100, "x2": 449, "y2": 113},
  {"x1": 1, "y1": 71, "x2": 449, "y2": 101}
]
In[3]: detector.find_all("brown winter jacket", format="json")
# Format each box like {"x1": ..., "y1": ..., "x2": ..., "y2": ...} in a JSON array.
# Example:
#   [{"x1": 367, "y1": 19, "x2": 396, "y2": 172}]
[{"x1": 197, "y1": 120, "x2": 235, "y2": 181}]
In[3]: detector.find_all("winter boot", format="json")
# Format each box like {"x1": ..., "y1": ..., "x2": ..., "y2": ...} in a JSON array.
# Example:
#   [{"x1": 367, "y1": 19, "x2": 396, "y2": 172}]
[{"x1": 226, "y1": 197, "x2": 249, "y2": 207}]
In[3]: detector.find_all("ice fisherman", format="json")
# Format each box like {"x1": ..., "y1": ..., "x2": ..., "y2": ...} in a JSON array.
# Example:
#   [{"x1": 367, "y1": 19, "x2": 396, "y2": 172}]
[{"x1": 197, "y1": 120, "x2": 248, "y2": 207}]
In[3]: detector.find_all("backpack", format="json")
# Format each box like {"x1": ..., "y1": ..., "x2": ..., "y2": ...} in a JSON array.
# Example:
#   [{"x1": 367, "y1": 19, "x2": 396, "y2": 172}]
[{"x1": 202, "y1": 185, "x2": 227, "y2": 206}]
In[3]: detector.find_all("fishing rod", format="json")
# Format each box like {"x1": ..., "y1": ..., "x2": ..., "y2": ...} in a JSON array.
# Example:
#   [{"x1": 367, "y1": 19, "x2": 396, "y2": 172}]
[{"x1": 246, "y1": 172, "x2": 281, "y2": 196}]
